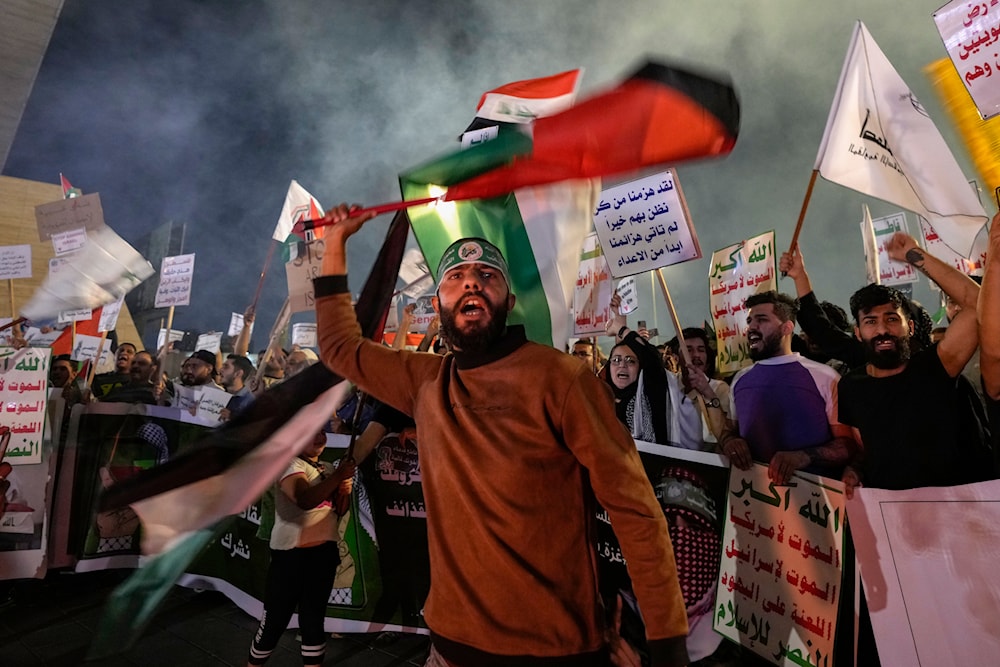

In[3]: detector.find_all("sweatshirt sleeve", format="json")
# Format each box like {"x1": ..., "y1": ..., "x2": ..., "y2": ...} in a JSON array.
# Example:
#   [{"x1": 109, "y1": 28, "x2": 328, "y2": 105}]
[
  {"x1": 559, "y1": 367, "x2": 690, "y2": 666},
  {"x1": 314, "y1": 276, "x2": 442, "y2": 417}
]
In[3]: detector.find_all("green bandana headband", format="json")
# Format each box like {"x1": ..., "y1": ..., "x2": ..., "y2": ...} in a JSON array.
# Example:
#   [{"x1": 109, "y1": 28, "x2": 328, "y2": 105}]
[{"x1": 436, "y1": 238, "x2": 511, "y2": 287}]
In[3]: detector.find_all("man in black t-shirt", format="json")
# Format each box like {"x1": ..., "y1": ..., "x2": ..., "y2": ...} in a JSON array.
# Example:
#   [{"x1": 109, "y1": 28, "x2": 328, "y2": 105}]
[{"x1": 839, "y1": 232, "x2": 992, "y2": 495}]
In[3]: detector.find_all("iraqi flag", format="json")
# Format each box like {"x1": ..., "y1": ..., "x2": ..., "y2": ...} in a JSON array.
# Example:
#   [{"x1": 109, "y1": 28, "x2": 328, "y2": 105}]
[
  {"x1": 815, "y1": 21, "x2": 988, "y2": 256},
  {"x1": 401, "y1": 60, "x2": 739, "y2": 349},
  {"x1": 469, "y1": 68, "x2": 582, "y2": 128}
]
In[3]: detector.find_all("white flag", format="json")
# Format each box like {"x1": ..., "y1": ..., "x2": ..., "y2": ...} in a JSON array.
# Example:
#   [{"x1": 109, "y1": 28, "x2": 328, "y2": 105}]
[
  {"x1": 272, "y1": 180, "x2": 324, "y2": 242},
  {"x1": 815, "y1": 21, "x2": 987, "y2": 256},
  {"x1": 860, "y1": 204, "x2": 880, "y2": 285}
]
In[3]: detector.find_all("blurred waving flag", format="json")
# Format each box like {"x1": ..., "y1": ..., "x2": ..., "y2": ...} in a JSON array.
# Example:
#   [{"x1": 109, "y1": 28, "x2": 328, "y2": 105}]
[
  {"x1": 90, "y1": 211, "x2": 409, "y2": 657},
  {"x1": 469, "y1": 68, "x2": 582, "y2": 127},
  {"x1": 402, "y1": 60, "x2": 740, "y2": 349},
  {"x1": 815, "y1": 21, "x2": 988, "y2": 256},
  {"x1": 21, "y1": 226, "x2": 154, "y2": 322},
  {"x1": 274, "y1": 179, "x2": 325, "y2": 261}
]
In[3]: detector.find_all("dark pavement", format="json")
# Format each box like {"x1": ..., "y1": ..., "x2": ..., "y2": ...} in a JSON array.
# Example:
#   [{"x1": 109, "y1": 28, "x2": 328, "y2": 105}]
[{"x1": 0, "y1": 569, "x2": 430, "y2": 666}]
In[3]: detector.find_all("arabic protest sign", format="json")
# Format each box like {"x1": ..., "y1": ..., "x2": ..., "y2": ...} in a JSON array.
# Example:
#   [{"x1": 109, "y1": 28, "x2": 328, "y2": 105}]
[
  {"x1": 173, "y1": 384, "x2": 230, "y2": 426},
  {"x1": 156, "y1": 328, "x2": 185, "y2": 351},
  {"x1": 291, "y1": 322, "x2": 317, "y2": 348},
  {"x1": 97, "y1": 297, "x2": 124, "y2": 333},
  {"x1": 919, "y1": 217, "x2": 988, "y2": 277},
  {"x1": 617, "y1": 275, "x2": 638, "y2": 315},
  {"x1": 0, "y1": 347, "x2": 50, "y2": 466},
  {"x1": 0, "y1": 245, "x2": 32, "y2": 281},
  {"x1": 934, "y1": 0, "x2": 1000, "y2": 119},
  {"x1": 709, "y1": 232, "x2": 776, "y2": 376},
  {"x1": 195, "y1": 332, "x2": 223, "y2": 354},
  {"x1": 848, "y1": 479, "x2": 1000, "y2": 666},
  {"x1": 715, "y1": 464, "x2": 846, "y2": 667},
  {"x1": 227, "y1": 312, "x2": 251, "y2": 337},
  {"x1": 594, "y1": 169, "x2": 701, "y2": 279},
  {"x1": 573, "y1": 233, "x2": 613, "y2": 336},
  {"x1": 285, "y1": 239, "x2": 325, "y2": 314},
  {"x1": 406, "y1": 296, "x2": 437, "y2": 334},
  {"x1": 397, "y1": 247, "x2": 434, "y2": 298},
  {"x1": 71, "y1": 333, "x2": 113, "y2": 366},
  {"x1": 863, "y1": 212, "x2": 917, "y2": 286},
  {"x1": 154, "y1": 254, "x2": 196, "y2": 308},
  {"x1": 34, "y1": 192, "x2": 106, "y2": 241},
  {"x1": 51, "y1": 228, "x2": 88, "y2": 256}
]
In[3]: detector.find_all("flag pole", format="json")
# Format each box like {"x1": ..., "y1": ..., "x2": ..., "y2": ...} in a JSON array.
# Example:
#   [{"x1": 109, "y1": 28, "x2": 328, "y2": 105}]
[
  {"x1": 7, "y1": 279, "x2": 14, "y2": 318},
  {"x1": 158, "y1": 306, "x2": 175, "y2": 370},
  {"x1": 653, "y1": 268, "x2": 692, "y2": 368},
  {"x1": 250, "y1": 239, "x2": 278, "y2": 312},
  {"x1": 87, "y1": 330, "x2": 109, "y2": 389},
  {"x1": 297, "y1": 196, "x2": 438, "y2": 233},
  {"x1": 783, "y1": 169, "x2": 820, "y2": 273}
]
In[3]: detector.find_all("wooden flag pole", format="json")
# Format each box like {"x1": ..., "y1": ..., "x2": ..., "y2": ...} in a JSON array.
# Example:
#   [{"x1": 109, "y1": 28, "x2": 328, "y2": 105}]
[
  {"x1": 653, "y1": 268, "x2": 692, "y2": 369},
  {"x1": 158, "y1": 306, "x2": 175, "y2": 370},
  {"x1": 784, "y1": 169, "x2": 820, "y2": 266},
  {"x1": 86, "y1": 330, "x2": 109, "y2": 389},
  {"x1": 250, "y1": 239, "x2": 278, "y2": 312}
]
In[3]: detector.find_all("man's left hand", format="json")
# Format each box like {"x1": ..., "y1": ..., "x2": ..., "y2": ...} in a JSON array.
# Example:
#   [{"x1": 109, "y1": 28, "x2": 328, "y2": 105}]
[{"x1": 768, "y1": 450, "x2": 809, "y2": 485}]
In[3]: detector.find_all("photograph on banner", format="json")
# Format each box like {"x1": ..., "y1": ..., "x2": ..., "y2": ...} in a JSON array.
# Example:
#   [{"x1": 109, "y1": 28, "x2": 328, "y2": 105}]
[
  {"x1": 71, "y1": 333, "x2": 114, "y2": 367},
  {"x1": 714, "y1": 464, "x2": 846, "y2": 666},
  {"x1": 70, "y1": 403, "x2": 215, "y2": 570},
  {"x1": 156, "y1": 328, "x2": 185, "y2": 351},
  {"x1": 934, "y1": 0, "x2": 1000, "y2": 119},
  {"x1": 51, "y1": 228, "x2": 88, "y2": 256},
  {"x1": 919, "y1": 216, "x2": 988, "y2": 277},
  {"x1": 180, "y1": 433, "x2": 416, "y2": 633},
  {"x1": 573, "y1": 232, "x2": 613, "y2": 336},
  {"x1": 154, "y1": 253, "x2": 196, "y2": 308},
  {"x1": 593, "y1": 169, "x2": 701, "y2": 279},
  {"x1": 596, "y1": 442, "x2": 729, "y2": 663},
  {"x1": 0, "y1": 244, "x2": 32, "y2": 280},
  {"x1": 847, "y1": 479, "x2": 1000, "y2": 666},
  {"x1": 285, "y1": 238, "x2": 325, "y2": 313},
  {"x1": 98, "y1": 297, "x2": 124, "y2": 333},
  {"x1": 34, "y1": 192, "x2": 106, "y2": 241},
  {"x1": 195, "y1": 332, "x2": 223, "y2": 354},
  {"x1": 291, "y1": 322, "x2": 317, "y2": 349},
  {"x1": 405, "y1": 295, "x2": 437, "y2": 334},
  {"x1": 865, "y1": 212, "x2": 917, "y2": 286},
  {"x1": 709, "y1": 231, "x2": 777, "y2": 375}
]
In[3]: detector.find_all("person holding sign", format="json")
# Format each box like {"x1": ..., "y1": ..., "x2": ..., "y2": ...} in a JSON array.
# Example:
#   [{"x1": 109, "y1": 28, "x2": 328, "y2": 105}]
[
  {"x1": 719, "y1": 291, "x2": 856, "y2": 484},
  {"x1": 314, "y1": 204, "x2": 689, "y2": 667}
]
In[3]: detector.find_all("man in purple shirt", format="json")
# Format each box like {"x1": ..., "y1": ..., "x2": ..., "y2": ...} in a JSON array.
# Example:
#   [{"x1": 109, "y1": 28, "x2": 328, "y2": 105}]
[{"x1": 720, "y1": 291, "x2": 856, "y2": 483}]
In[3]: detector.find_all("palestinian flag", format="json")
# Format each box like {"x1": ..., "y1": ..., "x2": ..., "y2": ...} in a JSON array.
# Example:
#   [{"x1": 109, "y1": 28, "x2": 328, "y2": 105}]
[
  {"x1": 400, "y1": 60, "x2": 739, "y2": 349},
  {"x1": 60, "y1": 173, "x2": 82, "y2": 199}
]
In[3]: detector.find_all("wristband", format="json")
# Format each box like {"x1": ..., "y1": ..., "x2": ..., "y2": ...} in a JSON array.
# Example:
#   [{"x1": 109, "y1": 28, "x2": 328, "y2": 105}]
[{"x1": 618, "y1": 325, "x2": 629, "y2": 339}]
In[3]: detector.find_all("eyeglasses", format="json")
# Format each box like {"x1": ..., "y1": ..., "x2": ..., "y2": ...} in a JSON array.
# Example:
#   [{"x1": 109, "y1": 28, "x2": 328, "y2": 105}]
[{"x1": 609, "y1": 355, "x2": 637, "y2": 366}]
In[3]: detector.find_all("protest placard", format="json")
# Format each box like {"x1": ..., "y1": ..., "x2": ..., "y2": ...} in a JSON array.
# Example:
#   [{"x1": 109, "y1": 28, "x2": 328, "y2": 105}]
[
  {"x1": 285, "y1": 239, "x2": 324, "y2": 313},
  {"x1": 154, "y1": 254, "x2": 196, "y2": 308},
  {"x1": 593, "y1": 169, "x2": 701, "y2": 279},
  {"x1": 406, "y1": 296, "x2": 437, "y2": 334},
  {"x1": 0, "y1": 245, "x2": 32, "y2": 280},
  {"x1": 709, "y1": 232, "x2": 776, "y2": 375},
  {"x1": 195, "y1": 332, "x2": 223, "y2": 354},
  {"x1": 0, "y1": 347, "x2": 50, "y2": 466},
  {"x1": 715, "y1": 464, "x2": 846, "y2": 666},
  {"x1": 934, "y1": 0, "x2": 1000, "y2": 119},
  {"x1": 864, "y1": 212, "x2": 917, "y2": 286},
  {"x1": 98, "y1": 297, "x2": 124, "y2": 333},
  {"x1": 573, "y1": 233, "x2": 613, "y2": 336},
  {"x1": 156, "y1": 328, "x2": 185, "y2": 351},
  {"x1": 919, "y1": 217, "x2": 988, "y2": 277},
  {"x1": 34, "y1": 192, "x2": 106, "y2": 241},
  {"x1": 291, "y1": 323, "x2": 317, "y2": 348},
  {"x1": 71, "y1": 333, "x2": 114, "y2": 366},
  {"x1": 51, "y1": 228, "x2": 88, "y2": 256}
]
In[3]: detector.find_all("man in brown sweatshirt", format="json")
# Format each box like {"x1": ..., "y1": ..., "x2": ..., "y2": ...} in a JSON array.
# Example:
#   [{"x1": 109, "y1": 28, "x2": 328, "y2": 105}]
[{"x1": 314, "y1": 204, "x2": 689, "y2": 667}]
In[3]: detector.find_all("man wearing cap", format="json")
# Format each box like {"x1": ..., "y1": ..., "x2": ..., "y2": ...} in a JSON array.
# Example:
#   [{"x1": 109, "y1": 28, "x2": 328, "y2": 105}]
[{"x1": 315, "y1": 204, "x2": 688, "y2": 667}]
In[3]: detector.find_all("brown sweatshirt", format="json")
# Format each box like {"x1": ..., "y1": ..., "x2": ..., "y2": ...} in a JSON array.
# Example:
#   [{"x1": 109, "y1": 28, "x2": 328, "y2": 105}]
[{"x1": 316, "y1": 278, "x2": 688, "y2": 666}]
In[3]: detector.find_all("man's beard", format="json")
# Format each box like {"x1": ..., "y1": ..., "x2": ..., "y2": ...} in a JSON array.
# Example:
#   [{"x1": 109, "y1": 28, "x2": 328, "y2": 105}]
[
  {"x1": 864, "y1": 334, "x2": 911, "y2": 369},
  {"x1": 748, "y1": 330, "x2": 782, "y2": 361},
  {"x1": 439, "y1": 294, "x2": 509, "y2": 353}
]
